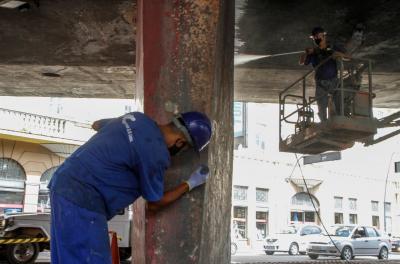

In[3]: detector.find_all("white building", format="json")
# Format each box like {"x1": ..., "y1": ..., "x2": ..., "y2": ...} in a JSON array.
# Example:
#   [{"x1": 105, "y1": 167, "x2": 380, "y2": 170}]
[
  {"x1": 231, "y1": 103, "x2": 400, "y2": 251},
  {"x1": 0, "y1": 97, "x2": 135, "y2": 214}
]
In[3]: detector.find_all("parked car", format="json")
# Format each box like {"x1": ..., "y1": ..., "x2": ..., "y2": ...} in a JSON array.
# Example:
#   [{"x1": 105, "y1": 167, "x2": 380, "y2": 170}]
[
  {"x1": 391, "y1": 236, "x2": 400, "y2": 252},
  {"x1": 307, "y1": 225, "x2": 391, "y2": 260},
  {"x1": 263, "y1": 224, "x2": 322, "y2": 255}
]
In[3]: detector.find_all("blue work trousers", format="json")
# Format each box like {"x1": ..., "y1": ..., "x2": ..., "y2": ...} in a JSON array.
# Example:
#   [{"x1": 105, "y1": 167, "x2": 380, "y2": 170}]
[{"x1": 50, "y1": 192, "x2": 111, "y2": 264}]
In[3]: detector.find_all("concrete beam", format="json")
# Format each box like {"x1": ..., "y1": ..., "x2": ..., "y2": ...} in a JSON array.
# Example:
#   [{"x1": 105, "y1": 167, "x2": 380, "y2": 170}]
[
  {"x1": 133, "y1": 1, "x2": 234, "y2": 263},
  {"x1": 0, "y1": 65, "x2": 134, "y2": 98}
]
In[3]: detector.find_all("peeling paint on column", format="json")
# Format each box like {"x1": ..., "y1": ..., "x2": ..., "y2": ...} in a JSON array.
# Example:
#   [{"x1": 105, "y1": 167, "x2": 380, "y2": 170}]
[{"x1": 134, "y1": 1, "x2": 233, "y2": 264}]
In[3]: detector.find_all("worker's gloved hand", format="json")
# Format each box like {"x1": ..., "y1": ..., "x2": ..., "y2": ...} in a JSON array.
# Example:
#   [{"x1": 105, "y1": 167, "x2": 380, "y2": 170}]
[{"x1": 186, "y1": 165, "x2": 210, "y2": 191}]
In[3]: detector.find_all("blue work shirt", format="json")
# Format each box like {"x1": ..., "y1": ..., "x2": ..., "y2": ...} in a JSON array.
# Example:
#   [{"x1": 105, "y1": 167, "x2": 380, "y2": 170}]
[
  {"x1": 48, "y1": 112, "x2": 170, "y2": 220},
  {"x1": 304, "y1": 47, "x2": 338, "y2": 80}
]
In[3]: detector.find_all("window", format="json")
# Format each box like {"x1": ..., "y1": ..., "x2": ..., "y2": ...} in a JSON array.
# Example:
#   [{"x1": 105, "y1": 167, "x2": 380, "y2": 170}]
[
  {"x1": 365, "y1": 227, "x2": 378, "y2": 237},
  {"x1": 354, "y1": 227, "x2": 366, "y2": 237},
  {"x1": 38, "y1": 167, "x2": 58, "y2": 212},
  {"x1": 335, "y1": 213, "x2": 343, "y2": 224},
  {"x1": 384, "y1": 202, "x2": 391, "y2": 214},
  {"x1": 349, "y1": 214, "x2": 358, "y2": 224},
  {"x1": 334, "y1": 196, "x2": 343, "y2": 210},
  {"x1": 233, "y1": 207, "x2": 247, "y2": 239},
  {"x1": 371, "y1": 201, "x2": 379, "y2": 212},
  {"x1": 305, "y1": 211, "x2": 315, "y2": 222},
  {"x1": 290, "y1": 211, "x2": 316, "y2": 223},
  {"x1": 372, "y1": 215, "x2": 380, "y2": 229},
  {"x1": 291, "y1": 211, "x2": 304, "y2": 222},
  {"x1": 301, "y1": 226, "x2": 322, "y2": 235},
  {"x1": 0, "y1": 158, "x2": 26, "y2": 181},
  {"x1": 348, "y1": 198, "x2": 357, "y2": 211},
  {"x1": 291, "y1": 193, "x2": 318, "y2": 207},
  {"x1": 0, "y1": 158, "x2": 26, "y2": 210},
  {"x1": 233, "y1": 186, "x2": 248, "y2": 201},
  {"x1": 256, "y1": 211, "x2": 268, "y2": 239},
  {"x1": 395, "y1": 161, "x2": 400, "y2": 173},
  {"x1": 256, "y1": 188, "x2": 268, "y2": 203},
  {"x1": 0, "y1": 191, "x2": 24, "y2": 204}
]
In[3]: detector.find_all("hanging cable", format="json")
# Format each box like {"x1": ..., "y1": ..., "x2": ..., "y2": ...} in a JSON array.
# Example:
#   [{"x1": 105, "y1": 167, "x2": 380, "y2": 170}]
[{"x1": 293, "y1": 153, "x2": 351, "y2": 263}]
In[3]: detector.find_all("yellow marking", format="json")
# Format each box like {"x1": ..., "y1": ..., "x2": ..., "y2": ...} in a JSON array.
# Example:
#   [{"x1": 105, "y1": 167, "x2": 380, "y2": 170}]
[{"x1": 0, "y1": 237, "x2": 50, "y2": 244}]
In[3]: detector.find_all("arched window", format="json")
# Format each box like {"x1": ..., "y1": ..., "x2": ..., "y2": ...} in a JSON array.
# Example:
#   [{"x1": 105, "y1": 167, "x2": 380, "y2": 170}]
[
  {"x1": 291, "y1": 192, "x2": 319, "y2": 208},
  {"x1": 0, "y1": 158, "x2": 26, "y2": 212},
  {"x1": 38, "y1": 166, "x2": 58, "y2": 212},
  {"x1": 0, "y1": 158, "x2": 25, "y2": 182},
  {"x1": 40, "y1": 166, "x2": 57, "y2": 189},
  {"x1": 290, "y1": 192, "x2": 320, "y2": 224}
]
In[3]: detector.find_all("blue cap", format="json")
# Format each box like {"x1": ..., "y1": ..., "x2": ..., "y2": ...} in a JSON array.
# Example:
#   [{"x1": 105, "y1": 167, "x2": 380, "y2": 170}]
[{"x1": 172, "y1": 111, "x2": 212, "y2": 152}]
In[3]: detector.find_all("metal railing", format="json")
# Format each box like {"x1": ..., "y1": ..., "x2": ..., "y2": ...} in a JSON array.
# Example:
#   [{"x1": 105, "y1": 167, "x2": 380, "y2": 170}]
[
  {"x1": 279, "y1": 55, "x2": 374, "y2": 141},
  {"x1": 0, "y1": 108, "x2": 94, "y2": 144}
]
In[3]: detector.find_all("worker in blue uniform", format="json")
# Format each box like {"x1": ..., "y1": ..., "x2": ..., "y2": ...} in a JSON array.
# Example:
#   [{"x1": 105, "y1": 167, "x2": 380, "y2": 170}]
[
  {"x1": 48, "y1": 111, "x2": 212, "y2": 264},
  {"x1": 299, "y1": 27, "x2": 349, "y2": 121}
]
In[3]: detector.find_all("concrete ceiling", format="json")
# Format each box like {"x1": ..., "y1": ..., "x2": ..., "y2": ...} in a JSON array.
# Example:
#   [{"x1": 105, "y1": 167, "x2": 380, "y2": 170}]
[
  {"x1": 1, "y1": 0, "x2": 400, "y2": 108},
  {"x1": 0, "y1": 0, "x2": 135, "y2": 98}
]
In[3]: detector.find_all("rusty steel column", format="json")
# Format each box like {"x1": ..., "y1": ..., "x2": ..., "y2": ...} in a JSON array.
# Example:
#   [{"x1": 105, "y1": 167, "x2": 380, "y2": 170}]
[{"x1": 133, "y1": 1, "x2": 234, "y2": 264}]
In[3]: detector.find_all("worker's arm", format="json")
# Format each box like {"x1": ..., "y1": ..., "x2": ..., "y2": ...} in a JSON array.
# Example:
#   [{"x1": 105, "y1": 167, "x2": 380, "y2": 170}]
[
  {"x1": 299, "y1": 48, "x2": 314, "y2": 65},
  {"x1": 91, "y1": 118, "x2": 114, "y2": 131},
  {"x1": 147, "y1": 165, "x2": 210, "y2": 212},
  {"x1": 147, "y1": 182, "x2": 189, "y2": 211}
]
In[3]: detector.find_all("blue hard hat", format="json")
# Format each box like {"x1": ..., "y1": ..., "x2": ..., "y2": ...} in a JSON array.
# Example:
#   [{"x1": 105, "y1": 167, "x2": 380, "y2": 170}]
[{"x1": 172, "y1": 111, "x2": 212, "y2": 152}]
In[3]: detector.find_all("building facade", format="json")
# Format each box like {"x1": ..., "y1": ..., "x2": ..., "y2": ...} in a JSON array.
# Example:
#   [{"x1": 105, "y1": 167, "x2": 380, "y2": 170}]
[
  {"x1": 0, "y1": 139, "x2": 64, "y2": 213},
  {"x1": 231, "y1": 103, "x2": 400, "y2": 251}
]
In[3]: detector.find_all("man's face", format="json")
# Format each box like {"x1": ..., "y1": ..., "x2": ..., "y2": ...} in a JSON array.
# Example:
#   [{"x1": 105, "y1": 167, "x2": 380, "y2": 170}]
[
  {"x1": 168, "y1": 138, "x2": 189, "y2": 156},
  {"x1": 312, "y1": 32, "x2": 326, "y2": 46}
]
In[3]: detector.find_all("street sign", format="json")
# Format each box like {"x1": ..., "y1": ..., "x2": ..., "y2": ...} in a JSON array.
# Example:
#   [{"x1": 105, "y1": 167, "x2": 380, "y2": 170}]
[{"x1": 303, "y1": 152, "x2": 341, "y2": 165}]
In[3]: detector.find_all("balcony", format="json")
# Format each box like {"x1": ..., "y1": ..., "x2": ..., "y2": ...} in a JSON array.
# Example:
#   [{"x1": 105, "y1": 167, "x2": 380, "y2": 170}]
[{"x1": 0, "y1": 108, "x2": 95, "y2": 156}]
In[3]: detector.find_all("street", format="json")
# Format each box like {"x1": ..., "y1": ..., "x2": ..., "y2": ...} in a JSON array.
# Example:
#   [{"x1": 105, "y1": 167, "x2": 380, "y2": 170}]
[
  {"x1": 0, "y1": 250, "x2": 398, "y2": 264},
  {"x1": 29, "y1": 251, "x2": 400, "y2": 264},
  {"x1": 32, "y1": 251, "x2": 400, "y2": 264},
  {"x1": 232, "y1": 251, "x2": 400, "y2": 263}
]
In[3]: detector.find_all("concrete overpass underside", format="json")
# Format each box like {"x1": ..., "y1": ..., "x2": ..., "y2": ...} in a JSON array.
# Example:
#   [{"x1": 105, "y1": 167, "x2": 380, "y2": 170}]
[{"x1": 1, "y1": 0, "x2": 399, "y2": 109}]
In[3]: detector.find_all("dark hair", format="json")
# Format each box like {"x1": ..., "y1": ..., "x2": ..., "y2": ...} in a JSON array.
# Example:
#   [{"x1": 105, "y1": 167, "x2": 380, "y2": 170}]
[{"x1": 311, "y1": 27, "x2": 325, "y2": 36}]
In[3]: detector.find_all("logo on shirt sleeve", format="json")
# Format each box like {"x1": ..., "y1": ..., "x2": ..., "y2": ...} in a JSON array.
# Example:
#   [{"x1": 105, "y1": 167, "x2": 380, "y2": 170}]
[{"x1": 122, "y1": 114, "x2": 136, "y2": 142}]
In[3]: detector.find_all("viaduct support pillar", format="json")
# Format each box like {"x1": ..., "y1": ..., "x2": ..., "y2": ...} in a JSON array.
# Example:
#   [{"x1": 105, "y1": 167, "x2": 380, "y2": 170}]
[{"x1": 133, "y1": 1, "x2": 234, "y2": 263}]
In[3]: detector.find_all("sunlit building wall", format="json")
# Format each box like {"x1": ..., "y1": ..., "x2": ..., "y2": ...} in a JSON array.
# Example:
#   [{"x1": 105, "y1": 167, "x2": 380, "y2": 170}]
[{"x1": 231, "y1": 103, "x2": 400, "y2": 251}]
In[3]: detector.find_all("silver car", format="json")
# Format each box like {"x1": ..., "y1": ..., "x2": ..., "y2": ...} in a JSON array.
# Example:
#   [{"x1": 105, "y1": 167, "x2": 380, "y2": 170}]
[{"x1": 307, "y1": 225, "x2": 391, "y2": 260}]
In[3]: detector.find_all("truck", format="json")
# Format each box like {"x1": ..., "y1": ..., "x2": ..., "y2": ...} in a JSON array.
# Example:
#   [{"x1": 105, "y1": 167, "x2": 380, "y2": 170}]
[{"x1": 0, "y1": 208, "x2": 132, "y2": 264}]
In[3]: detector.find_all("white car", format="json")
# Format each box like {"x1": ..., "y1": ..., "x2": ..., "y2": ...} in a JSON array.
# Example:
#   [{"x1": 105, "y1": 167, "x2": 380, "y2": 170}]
[
  {"x1": 307, "y1": 225, "x2": 391, "y2": 260},
  {"x1": 263, "y1": 224, "x2": 322, "y2": 255}
]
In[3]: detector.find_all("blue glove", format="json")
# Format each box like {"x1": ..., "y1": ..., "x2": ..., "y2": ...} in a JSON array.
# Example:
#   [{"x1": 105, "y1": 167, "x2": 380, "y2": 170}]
[{"x1": 186, "y1": 165, "x2": 210, "y2": 191}]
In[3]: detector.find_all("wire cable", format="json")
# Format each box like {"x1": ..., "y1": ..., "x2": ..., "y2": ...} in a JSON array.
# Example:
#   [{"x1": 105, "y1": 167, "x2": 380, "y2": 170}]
[{"x1": 293, "y1": 153, "x2": 351, "y2": 262}]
